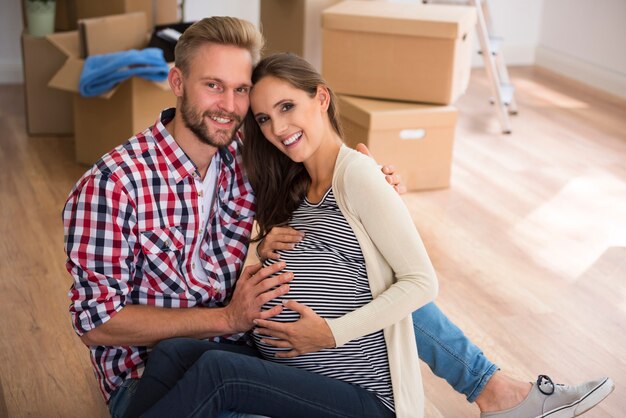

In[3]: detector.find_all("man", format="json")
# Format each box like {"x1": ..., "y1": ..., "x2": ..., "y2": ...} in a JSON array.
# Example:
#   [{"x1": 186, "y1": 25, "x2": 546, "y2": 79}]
[{"x1": 63, "y1": 16, "x2": 613, "y2": 418}]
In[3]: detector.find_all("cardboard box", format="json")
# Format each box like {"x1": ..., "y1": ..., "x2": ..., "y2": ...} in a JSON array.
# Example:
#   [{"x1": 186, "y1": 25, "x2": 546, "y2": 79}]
[
  {"x1": 154, "y1": 0, "x2": 179, "y2": 25},
  {"x1": 70, "y1": 77, "x2": 174, "y2": 165},
  {"x1": 55, "y1": 0, "x2": 77, "y2": 31},
  {"x1": 21, "y1": 33, "x2": 74, "y2": 135},
  {"x1": 47, "y1": 12, "x2": 175, "y2": 165},
  {"x1": 338, "y1": 95, "x2": 458, "y2": 191},
  {"x1": 260, "y1": 0, "x2": 341, "y2": 71},
  {"x1": 77, "y1": 11, "x2": 151, "y2": 57},
  {"x1": 323, "y1": 1, "x2": 476, "y2": 105},
  {"x1": 53, "y1": 0, "x2": 179, "y2": 31}
]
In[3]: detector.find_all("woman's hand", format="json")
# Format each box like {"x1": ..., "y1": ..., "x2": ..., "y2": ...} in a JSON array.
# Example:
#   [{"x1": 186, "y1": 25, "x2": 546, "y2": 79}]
[
  {"x1": 253, "y1": 300, "x2": 336, "y2": 358},
  {"x1": 256, "y1": 226, "x2": 305, "y2": 261}
]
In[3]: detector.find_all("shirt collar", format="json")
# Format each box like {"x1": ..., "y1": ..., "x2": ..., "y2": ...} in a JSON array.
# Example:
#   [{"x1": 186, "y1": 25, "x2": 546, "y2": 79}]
[{"x1": 151, "y1": 108, "x2": 199, "y2": 184}]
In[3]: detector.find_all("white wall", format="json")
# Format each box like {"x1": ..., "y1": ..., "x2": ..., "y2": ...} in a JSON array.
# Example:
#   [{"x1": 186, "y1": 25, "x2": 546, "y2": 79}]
[
  {"x1": 480, "y1": 0, "x2": 543, "y2": 66},
  {"x1": 0, "y1": 1, "x2": 25, "y2": 84},
  {"x1": 536, "y1": 0, "x2": 626, "y2": 99},
  {"x1": 184, "y1": 0, "x2": 259, "y2": 27}
]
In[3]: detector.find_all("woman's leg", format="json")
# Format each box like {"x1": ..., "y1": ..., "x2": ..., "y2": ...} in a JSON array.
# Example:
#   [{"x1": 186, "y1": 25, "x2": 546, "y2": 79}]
[
  {"x1": 141, "y1": 349, "x2": 395, "y2": 418},
  {"x1": 412, "y1": 302, "x2": 498, "y2": 402},
  {"x1": 124, "y1": 338, "x2": 261, "y2": 418}
]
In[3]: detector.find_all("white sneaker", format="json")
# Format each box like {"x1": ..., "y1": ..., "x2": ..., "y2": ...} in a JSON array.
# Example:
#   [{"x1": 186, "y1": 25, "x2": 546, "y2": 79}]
[{"x1": 480, "y1": 375, "x2": 615, "y2": 418}]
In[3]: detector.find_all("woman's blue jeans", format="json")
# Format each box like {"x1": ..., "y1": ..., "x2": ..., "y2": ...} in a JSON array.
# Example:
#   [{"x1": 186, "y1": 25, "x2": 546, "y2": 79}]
[
  {"x1": 412, "y1": 302, "x2": 498, "y2": 402},
  {"x1": 112, "y1": 302, "x2": 496, "y2": 417},
  {"x1": 122, "y1": 338, "x2": 394, "y2": 418}
]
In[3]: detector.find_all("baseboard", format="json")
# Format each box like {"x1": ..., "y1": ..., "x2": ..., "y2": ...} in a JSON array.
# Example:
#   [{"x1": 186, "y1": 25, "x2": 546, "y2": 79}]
[
  {"x1": 0, "y1": 60, "x2": 23, "y2": 84},
  {"x1": 535, "y1": 45, "x2": 626, "y2": 100}
]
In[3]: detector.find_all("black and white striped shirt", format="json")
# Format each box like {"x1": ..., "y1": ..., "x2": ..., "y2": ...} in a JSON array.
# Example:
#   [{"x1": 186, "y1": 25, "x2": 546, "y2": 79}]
[{"x1": 254, "y1": 188, "x2": 394, "y2": 411}]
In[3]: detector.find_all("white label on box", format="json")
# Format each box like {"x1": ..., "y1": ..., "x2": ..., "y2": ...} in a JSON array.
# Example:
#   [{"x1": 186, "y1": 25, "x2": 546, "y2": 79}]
[{"x1": 400, "y1": 129, "x2": 426, "y2": 140}]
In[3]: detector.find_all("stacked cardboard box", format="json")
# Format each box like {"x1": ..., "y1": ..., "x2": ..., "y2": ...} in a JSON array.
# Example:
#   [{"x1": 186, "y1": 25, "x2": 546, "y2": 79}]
[
  {"x1": 320, "y1": 0, "x2": 476, "y2": 191},
  {"x1": 339, "y1": 96, "x2": 458, "y2": 191},
  {"x1": 21, "y1": 0, "x2": 179, "y2": 164},
  {"x1": 322, "y1": 1, "x2": 476, "y2": 105}
]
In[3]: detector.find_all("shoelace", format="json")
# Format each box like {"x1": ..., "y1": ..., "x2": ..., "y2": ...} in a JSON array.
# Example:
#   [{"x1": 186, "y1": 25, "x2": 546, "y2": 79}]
[{"x1": 537, "y1": 375, "x2": 555, "y2": 395}]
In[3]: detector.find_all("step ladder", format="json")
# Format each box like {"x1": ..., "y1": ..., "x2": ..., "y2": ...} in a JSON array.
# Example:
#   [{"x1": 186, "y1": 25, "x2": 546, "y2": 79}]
[{"x1": 423, "y1": 0, "x2": 518, "y2": 134}]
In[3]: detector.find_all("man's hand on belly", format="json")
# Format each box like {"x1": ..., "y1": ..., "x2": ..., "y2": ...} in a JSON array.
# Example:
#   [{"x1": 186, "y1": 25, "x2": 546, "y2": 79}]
[{"x1": 225, "y1": 262, "x2": 294, "y2": 332}]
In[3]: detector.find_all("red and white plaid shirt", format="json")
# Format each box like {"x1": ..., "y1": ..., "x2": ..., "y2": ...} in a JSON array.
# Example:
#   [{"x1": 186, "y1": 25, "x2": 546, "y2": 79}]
[{"x1": 63, "y1": 108, "x2": 256, "y2": 402}]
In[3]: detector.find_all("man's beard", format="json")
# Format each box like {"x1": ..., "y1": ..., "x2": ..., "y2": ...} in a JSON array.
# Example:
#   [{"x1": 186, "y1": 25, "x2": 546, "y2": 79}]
[{"x1": 180, "y1": 92, "x2": 242, "y2": 148}]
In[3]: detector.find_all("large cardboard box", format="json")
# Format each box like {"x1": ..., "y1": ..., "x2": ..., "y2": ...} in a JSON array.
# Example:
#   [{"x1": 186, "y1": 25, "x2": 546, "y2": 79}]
[
  {"x1": 339, "y1": 95, "x2": 457, "y2": 191},
  {"x1": 47, "y1": 12, "x2": 175, "y2": 165},
  {"x1": 323, "y1": 1, "x2": 476, "y2": 105},
  {"x1": 54, "y1": 0, "x2": 179, "y2": 31},
  {"x1": 21, "y1": 33, "x2": 74, "y2": 135},
  {"x1": 260, "y1": 0, "x2": 341, "y2": 71}
]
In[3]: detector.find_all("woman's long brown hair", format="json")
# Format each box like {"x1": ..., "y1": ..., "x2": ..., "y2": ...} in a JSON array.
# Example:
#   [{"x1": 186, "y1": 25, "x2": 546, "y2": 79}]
[{"x1": 242, "y1": 53, "x2": 343, "y2": 241}]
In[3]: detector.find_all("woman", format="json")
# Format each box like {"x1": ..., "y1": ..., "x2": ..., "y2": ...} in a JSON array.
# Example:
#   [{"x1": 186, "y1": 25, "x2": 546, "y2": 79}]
[
  {"x1": 243, "y1": 52, "x2": 439, "y2": 417},
  {"x1": 133, "y1": 53, "x2": 438, "y2": 418}
]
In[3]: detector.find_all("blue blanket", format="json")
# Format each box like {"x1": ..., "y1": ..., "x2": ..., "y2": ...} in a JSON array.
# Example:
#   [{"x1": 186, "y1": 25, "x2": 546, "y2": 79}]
[{"x1": 79, "y1": 48, "x2": 169, "y2": 97}]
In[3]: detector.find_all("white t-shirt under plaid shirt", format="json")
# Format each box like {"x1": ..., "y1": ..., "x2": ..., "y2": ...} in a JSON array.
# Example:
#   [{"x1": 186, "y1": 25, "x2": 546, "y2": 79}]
[{"x1": 63, "y1": 108, "x2": 255, "y2": 402}]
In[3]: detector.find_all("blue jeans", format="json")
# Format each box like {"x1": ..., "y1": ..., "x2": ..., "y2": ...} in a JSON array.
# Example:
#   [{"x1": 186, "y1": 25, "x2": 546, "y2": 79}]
[
  {"x1": 109, "y1": 379, "x2": 141, "y2": 418},
  {"x1": 113, "y1": 302, "x2": 496, "y2": 416},
  {"x1": 112, "y1": 379, "x2": 262, "y2": 418},
  {"x1": 412, "y1": 302, "x2": 498, "y2": 402},
  {"x1": 125, "y1": 339, "x2": 394, "y2": 418},
  {"x1": 111, "y1": 378, "x2": 263, "y2": 418}
]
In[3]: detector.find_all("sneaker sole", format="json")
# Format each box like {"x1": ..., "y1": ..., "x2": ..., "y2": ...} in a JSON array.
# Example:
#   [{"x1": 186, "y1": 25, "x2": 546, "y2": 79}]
[{"x1": 539, "y1": 377, "x2": 615, "y2": 418}]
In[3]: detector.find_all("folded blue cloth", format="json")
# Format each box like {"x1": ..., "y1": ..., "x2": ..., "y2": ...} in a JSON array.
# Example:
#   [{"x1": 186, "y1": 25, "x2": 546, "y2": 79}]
[{"x1": 79, "y1": 48, "x2": 169, "y2": 97}]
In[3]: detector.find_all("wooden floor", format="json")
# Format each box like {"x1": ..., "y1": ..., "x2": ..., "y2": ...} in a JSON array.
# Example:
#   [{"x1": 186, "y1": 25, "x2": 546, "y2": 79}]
[{"x1": 1, "y1": 67, "x2": 625, "y2": 417}]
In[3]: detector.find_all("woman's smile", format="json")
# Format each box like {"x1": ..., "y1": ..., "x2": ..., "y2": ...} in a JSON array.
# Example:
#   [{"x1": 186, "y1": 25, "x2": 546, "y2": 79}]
[{"x1": 281, "y1": 131, "x2": 303, "y2": 147}]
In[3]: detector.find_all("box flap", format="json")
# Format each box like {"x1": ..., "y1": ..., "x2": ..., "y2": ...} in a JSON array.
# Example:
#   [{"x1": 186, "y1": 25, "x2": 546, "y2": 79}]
[
  {"x1": 46, "y1": 30, "x2": 81, "y2": 58},
  {"x1": 48, "y1": 56, "x2": 117, "y2": 98},
  {"x1": 338, "y1": 95, "x2": 457, "y2": 130},
  {"x1": 47, "y1": 57, "x2": 84, "y2": 94},
  {"x1": 79, "y1": 11, "x2": 149, "y2": 57},
  {"x1": 323, "y1": 1, "x2": 476, "y2": 40}
]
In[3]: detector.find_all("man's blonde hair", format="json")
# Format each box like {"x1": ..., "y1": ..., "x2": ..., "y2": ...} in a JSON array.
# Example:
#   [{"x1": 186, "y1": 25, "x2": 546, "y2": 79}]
[{"x1": 174, "y1": 16, "x2": 264, "y2": 74}]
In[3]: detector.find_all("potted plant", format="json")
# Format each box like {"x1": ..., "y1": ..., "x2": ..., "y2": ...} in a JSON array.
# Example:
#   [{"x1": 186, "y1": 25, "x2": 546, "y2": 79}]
[{"x1": 26, "y1": 0, "x2": 56, "y2": 37}]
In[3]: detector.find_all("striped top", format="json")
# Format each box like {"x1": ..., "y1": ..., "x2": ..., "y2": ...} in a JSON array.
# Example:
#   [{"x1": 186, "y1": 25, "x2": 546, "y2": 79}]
[{"x1": 253, "y1": 188, "x2": 394, "y2": 411}]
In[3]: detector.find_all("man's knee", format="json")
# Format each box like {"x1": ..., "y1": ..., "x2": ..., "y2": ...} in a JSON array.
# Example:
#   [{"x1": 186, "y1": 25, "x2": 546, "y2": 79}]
[
  {"x1": 150, "y1": 337, "x2": 196, "y2": 360},
  {"x1": 195, "y1": 350, "x2": 241, "y2": 379},
  {"x1": 145, "y1": 337, "x2": 203, "y2": 377}
]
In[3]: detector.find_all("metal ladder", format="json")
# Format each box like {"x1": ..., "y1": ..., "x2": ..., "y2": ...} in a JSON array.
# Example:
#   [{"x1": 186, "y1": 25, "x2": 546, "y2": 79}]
[{"x1": 424, "y1": 0, "x2": 518, "y2": 133}]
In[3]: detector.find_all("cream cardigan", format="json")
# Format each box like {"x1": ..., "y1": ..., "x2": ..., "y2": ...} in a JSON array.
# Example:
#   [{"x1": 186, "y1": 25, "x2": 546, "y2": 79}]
[{"x1": 326, "y1": 145, "x2": 439, "y2": 418}]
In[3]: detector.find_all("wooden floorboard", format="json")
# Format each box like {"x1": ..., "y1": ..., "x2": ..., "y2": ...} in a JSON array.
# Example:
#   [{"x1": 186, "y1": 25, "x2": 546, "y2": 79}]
[{"x1": 0, "y1": 67, "x2": 624, "y2": 417}]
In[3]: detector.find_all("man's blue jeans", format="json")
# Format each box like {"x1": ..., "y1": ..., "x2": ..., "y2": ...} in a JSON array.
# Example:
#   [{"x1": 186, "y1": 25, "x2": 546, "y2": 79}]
[{"x1": 111, "y1": 302, "x2": 496, "y2": 416}]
